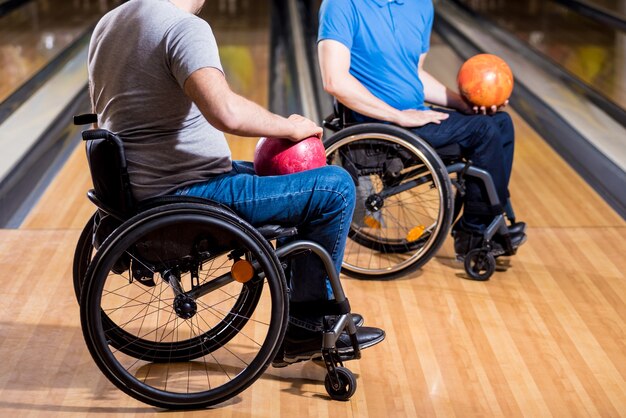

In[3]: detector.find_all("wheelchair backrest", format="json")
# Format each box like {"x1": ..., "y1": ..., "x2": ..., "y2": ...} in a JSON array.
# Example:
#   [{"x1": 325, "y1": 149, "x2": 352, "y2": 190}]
[
  {"x1": 323, "y1": 99, "x2": 357, "y2": 132},
  {"x1": 81, "y1": 126, "x2": 136, "y2": 218}
]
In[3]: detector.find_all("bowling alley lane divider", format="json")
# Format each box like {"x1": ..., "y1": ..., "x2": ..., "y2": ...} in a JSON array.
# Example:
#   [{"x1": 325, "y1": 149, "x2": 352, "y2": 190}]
[{"x1": 0, "y1": 35, "x2": 91, "y2": 227}]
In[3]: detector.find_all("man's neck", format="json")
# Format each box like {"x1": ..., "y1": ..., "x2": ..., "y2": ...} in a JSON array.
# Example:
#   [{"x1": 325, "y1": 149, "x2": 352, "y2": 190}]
[{"x1": 169, "y1": 0, "x2": 203, "y2": 14}]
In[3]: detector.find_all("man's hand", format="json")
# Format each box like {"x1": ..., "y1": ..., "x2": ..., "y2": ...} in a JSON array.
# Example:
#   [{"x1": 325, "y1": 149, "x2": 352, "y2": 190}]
[
  {"x1": 394, "y1": 109, "x2": 449, "y2": 128},
  {"x1": 461, "y1": 99, "x2": 509, "y2": 115},
  {"x1": 286, "y1": 114, "x2": 323, "y2": 142}
]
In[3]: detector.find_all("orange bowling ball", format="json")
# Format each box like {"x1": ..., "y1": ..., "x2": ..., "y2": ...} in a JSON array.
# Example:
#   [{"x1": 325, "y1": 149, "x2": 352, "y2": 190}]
[
  {"x1": 457, "y1": 54, "x2": 514, "y2": 108},
  {"x1": 254, "y1": 136, "x2": 327, "y2": 176}
]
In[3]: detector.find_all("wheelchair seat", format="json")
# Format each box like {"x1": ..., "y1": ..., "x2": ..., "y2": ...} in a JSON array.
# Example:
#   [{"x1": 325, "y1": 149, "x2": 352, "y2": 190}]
[{"x1": 72, "y1": 115, "x2": 363, "y2": 408}]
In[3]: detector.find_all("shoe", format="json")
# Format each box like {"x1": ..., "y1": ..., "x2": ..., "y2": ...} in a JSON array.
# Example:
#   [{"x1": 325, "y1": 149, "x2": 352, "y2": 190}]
[
  {"x1": 453, "y1": 223, "x2": 527, "y2": 260},
  {"x1": 325, "y1": 313, "x2": 364, "y2": 328},
  {"x1": 271, "y1": 324, "x2": 385, "y2": 368},
  {"x1": 495, "y1": 229, "x2": 527, "y2": 251},
  {"x1": 508, "y1": 221, "x2": 526, "y2": 236}
]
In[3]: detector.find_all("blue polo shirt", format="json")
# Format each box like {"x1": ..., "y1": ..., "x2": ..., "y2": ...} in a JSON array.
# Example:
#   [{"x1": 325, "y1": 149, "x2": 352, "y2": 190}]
[{"x1": 318, "y1": 0, "x2": 433, "y2": 111}]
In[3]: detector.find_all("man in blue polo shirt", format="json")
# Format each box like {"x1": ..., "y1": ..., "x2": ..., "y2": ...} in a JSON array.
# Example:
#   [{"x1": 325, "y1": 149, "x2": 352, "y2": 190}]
[{"x1": 317, "y1": 0, "x2": 526, "y2": 259}]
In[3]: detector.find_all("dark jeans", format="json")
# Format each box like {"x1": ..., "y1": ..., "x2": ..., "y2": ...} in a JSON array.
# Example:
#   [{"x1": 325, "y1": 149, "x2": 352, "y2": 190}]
[
  {"x1": 354, "y1": 109, "x2": 514, "y2": 228},
  {"x1": 175, "y1": 161, "x2": 356, "y2": 331},
  {"x1": 412, "y1": 109, "x2": 514, "y2": 227}
]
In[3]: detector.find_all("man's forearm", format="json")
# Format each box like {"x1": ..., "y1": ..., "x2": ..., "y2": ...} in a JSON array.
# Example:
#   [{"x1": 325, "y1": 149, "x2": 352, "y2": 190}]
[
  {"x1": 185, "y1": 67, "x2": 298, "y2": 139},
  {"x1": 421, "y1": 70, "x2": 467, "y2": 110},
  {"x1": 218, "y1": 93, "x2": 296, "y2": 138}
]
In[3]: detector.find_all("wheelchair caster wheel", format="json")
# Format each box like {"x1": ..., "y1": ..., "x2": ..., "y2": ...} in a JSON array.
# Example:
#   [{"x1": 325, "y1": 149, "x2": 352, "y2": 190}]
[
  {"x1": 464, "y1": 249, "x2": 495, "y2": 281},
  {"x1": 325, "y1": 367, "x2": 357, "y2": 401}
]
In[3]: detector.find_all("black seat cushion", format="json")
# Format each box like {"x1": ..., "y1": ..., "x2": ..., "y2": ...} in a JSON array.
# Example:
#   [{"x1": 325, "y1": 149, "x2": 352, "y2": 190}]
[{"x1": 435, "y1": 143, "x2": 462, "y2": 160}]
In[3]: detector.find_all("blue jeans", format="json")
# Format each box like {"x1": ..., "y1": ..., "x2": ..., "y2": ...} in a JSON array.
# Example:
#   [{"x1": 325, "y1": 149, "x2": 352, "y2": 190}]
[
  {"x1": 175, "y1": 161, "x2": 356, "y2": 331},
  {"x1": 356, "y1": 109, "x2": 515, "y2": 228}
]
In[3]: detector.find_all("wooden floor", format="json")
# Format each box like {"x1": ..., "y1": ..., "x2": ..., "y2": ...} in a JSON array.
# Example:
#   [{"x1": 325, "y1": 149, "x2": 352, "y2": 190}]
[{"x1": 2, "y1": 3, "x2": 626, "y2": 417}]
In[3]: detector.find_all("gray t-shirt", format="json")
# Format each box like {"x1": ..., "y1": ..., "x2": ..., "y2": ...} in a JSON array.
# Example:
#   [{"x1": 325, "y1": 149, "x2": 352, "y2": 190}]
[{"x1": 88, "y1": 0, "x2": 232, "y2": 201}]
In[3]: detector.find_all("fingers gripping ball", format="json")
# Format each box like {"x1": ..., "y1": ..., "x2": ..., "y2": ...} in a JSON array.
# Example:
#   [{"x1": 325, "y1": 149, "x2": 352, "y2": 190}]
[
  {"x1": 253, "y1": 136, "x2": 327, "y2": 176},
  {"x1": 457, "y1": 54, "x2": 514, "y2": 108}
]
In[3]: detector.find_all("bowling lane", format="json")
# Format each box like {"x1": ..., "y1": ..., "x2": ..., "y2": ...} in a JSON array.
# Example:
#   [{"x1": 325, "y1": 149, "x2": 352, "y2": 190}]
[
  {"x1": 452, "y1": 0, "x2": 626, "y2": 112},
  {"x1": 21, "y1": 0, "x2": 273, "y2": 229},
  {"x1": 0, "y1": 0, "x2": 123, "y2": 104}
]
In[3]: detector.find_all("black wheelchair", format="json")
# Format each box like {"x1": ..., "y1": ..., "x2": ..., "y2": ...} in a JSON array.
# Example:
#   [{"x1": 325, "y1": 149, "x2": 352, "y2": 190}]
[
  {"x1": 323, "y1": 102, "x2": 519, "y2": 281},
  {"x1": 72, "y1": 114, "x2": 363, "y2": 409}
]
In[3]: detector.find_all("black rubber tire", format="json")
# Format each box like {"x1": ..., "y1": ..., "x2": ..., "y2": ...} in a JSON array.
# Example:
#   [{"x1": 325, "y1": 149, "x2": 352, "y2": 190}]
[
  {"x1": 324, "y1": 367, "x2": 357, "y2": 401},
  {"x1": 72, "y1": 213, "x2": 97, "y2": 302},
  {"x1": 464, "y1": 248, "x2": 496, "y2": 281},
  {"x1": 80, "y1": 203, "x2": 288, "y2": 409}
]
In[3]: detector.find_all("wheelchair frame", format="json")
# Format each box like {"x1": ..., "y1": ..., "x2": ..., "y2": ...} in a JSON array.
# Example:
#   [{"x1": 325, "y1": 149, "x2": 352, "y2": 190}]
[
  {"x1": 72, "y1": 114, "x2": 362, "y2": 408},
  {"x1": 323, "y1": 102, "x2": 517, "y2": 281}
]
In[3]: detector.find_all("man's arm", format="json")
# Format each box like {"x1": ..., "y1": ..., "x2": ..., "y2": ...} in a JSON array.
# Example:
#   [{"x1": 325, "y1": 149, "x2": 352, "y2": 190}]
[
  {"x1": 184, "y1": 67, "x2": 322, "y2": 141},
  {"x1": 419, "y1": 53, "x2": 468, "y2": 110},
  {"x1": 317, "y1": 39, "x2": 448, "y2": 128}
]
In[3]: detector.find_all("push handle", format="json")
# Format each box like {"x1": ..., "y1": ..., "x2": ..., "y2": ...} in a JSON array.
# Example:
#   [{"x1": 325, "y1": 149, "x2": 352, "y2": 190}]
[{"x1": 73, "y1": 113, "x2": 98, "y2": 126}]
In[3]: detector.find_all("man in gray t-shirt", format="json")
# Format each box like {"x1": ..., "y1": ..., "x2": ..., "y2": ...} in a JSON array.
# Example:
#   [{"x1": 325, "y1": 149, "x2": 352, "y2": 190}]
[
  {"x1": 88, "y1": 0, "x2": 384, "y2": 367},
  {"x1": 89, "y1": 0, "x2": 232, "y2": 201}
]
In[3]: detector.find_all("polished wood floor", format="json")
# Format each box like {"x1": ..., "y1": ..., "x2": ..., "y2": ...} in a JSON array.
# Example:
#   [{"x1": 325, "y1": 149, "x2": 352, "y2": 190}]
[{"x1": 2, "y1": 3, "x2": 625, "y2": 418}]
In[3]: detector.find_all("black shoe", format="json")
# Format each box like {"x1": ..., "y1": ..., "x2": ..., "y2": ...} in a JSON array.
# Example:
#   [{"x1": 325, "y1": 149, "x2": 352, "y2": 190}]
[
  {"x1": 453, "y1": 224, "x2": 526, "y2": 260},
  {"x1": 325, "y1": 313, "x2": 364, "y2": 328},
  {"x1": 271, "y1": 325, "x2": 385, "y2": 368},
  {"x1": 508, "y1": 221, "x2": 527, "y2": 236},
  {"x1": 495, "y1": 229, "x2": 527, "y2": 252},
  {"x1": 453, "y1": 226, "x2": 484, "y2": 259}
]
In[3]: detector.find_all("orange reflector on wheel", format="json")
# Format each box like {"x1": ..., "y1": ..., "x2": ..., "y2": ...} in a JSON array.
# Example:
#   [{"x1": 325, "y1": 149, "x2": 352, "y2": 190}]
[
  {"x1": 406, "y1": 225, "x2": 425, "y2": 242},
  {"x1": 231, "y1": 260, "x2": 255, "y2": 283},
  {"x1": 363, "y1": 215, "x2": 382, "y2": 229}
]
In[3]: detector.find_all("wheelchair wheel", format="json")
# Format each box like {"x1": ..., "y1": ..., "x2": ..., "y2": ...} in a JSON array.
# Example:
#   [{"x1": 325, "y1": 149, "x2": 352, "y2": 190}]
[
  {"x1": 75, "y1": 207, "x2": 267, "y2": 365},
  {"x1": 73, "y1": 213, "x2": 97, "y2": 302},
  {"x1": 80, "y1": 203, "x2": 288, "y2": 409},
  {"x1": 325, "y1": 123, "x2": 454, "y2": 280},
  {"x1": 73, "y1": 211, "x2": 124, "y2": 302},
  {"x1": 325, "y1": 367, "x2": 357, "y2": 401},
  {"x1": 464, "y1": 248, "x2": 495, "y2": 281}
]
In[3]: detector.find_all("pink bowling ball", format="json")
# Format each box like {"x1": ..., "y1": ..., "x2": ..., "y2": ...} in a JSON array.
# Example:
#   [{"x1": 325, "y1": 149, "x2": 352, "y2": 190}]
[{"x1": 253, "y1": 136, "x2": 327, "y2": 176}]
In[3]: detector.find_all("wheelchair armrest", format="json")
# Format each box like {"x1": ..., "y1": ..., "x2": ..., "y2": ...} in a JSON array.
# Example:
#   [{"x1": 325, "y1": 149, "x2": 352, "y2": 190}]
[{"x1": 257, "y1": 224, "x2": 298, "y2": 240}]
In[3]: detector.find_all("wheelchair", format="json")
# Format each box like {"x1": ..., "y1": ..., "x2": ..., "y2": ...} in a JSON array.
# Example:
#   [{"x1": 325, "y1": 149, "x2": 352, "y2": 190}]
[
  {"x1": 323, "y1": 102, "x2": 519, "y2": 281},
  {"x1": 72, "y1": 114, "x2": 362, "y2": 409}
]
